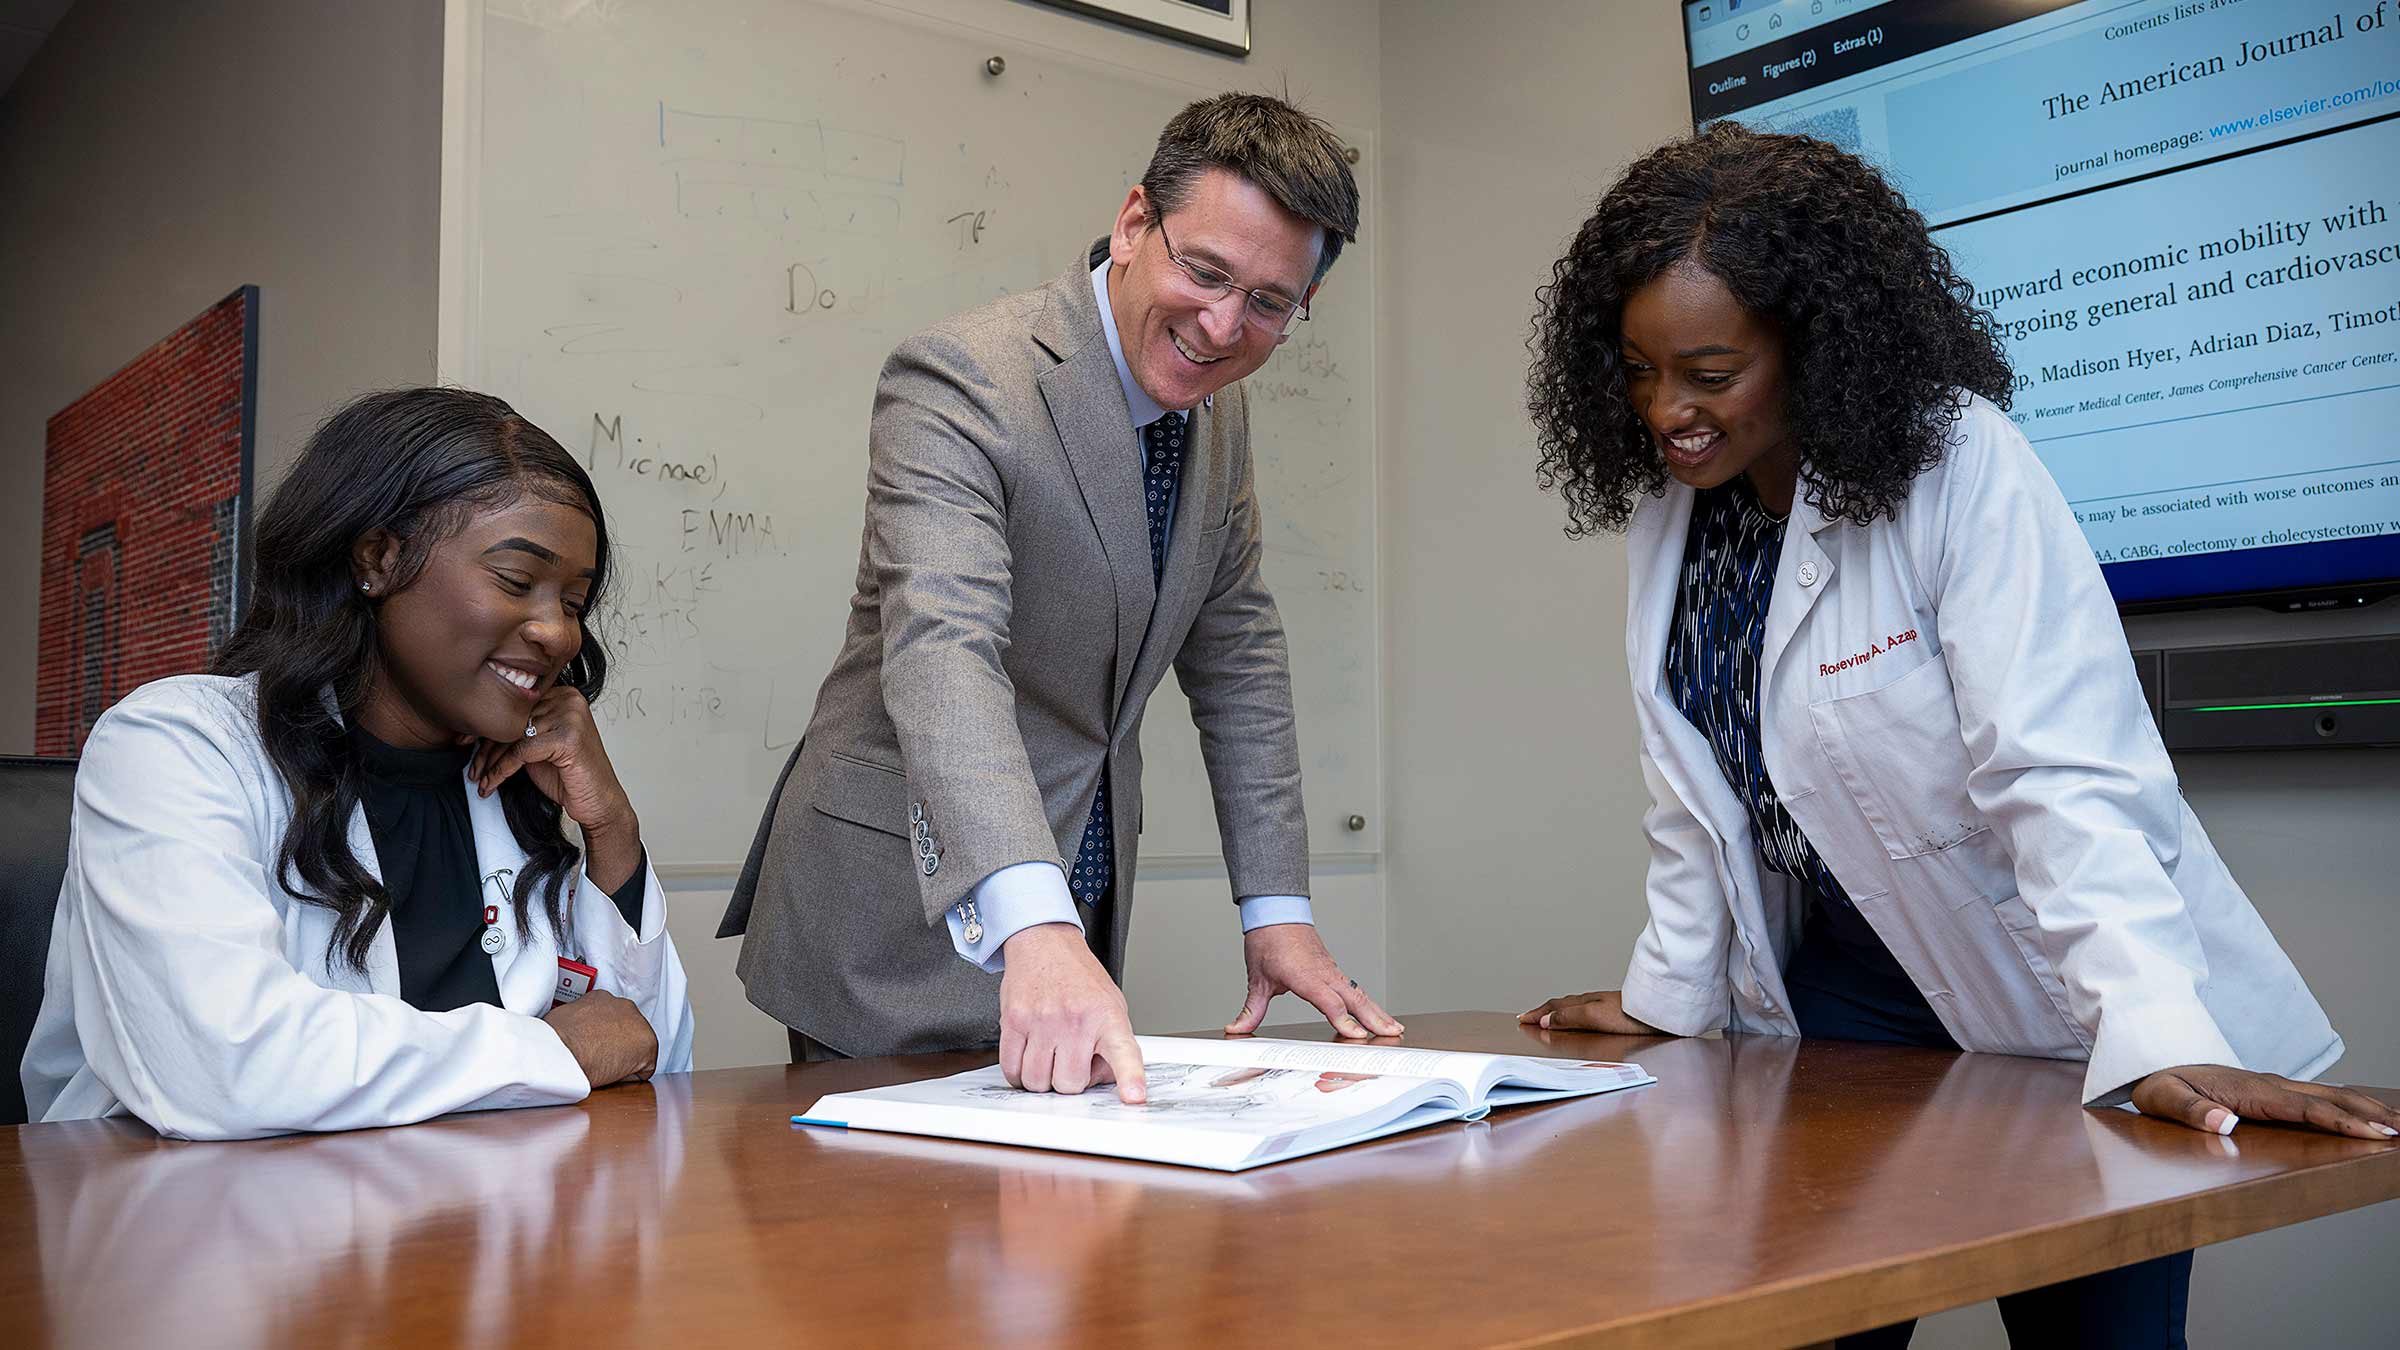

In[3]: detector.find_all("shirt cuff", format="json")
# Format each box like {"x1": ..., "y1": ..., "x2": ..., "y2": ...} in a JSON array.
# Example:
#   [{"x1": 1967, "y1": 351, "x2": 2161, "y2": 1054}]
[
  {"x1": 1237, "y1": 895, "x2": 1314, "y2": 932},
  {"x1": 948, "y1": 861, "x2": 1082, "y2": 973},
  {"x1": 2081, "y1": 998, "x2": 2244, "y2": 1108},
  {"x1": 605, "y1": 847, "x2": 648, "y2": 929},
  {"x1": 1620, "y1": 960, "x2": 1729, "y2": 1038}
]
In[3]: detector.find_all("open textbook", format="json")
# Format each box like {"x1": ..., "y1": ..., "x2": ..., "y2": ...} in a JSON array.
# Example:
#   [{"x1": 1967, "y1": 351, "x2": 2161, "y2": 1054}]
[{"x1": 794, "y1": 1037, "x2": 1654, "y2": 1171}]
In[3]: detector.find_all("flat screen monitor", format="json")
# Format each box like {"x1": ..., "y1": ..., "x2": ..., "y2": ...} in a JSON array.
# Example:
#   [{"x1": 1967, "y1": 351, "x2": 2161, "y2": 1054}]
[{"x1": 1680, "y1": 0, "x2": 2400, "y2": 613}]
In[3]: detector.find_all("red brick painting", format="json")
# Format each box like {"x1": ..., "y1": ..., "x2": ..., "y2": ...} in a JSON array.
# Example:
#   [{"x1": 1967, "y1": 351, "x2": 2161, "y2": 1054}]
[{"x1": 35, "y1": 287, "x2": 257, "y2": 755}]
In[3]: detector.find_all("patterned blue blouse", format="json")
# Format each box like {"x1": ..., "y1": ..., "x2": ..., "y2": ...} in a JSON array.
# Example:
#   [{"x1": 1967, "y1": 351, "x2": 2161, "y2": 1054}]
[
  {"x1": 1663, "y1": 477, "x2": 1853, "y2": 907},
  {"x1": 1664, "y1": 477, "x2": 1953, "y2": 1048}
]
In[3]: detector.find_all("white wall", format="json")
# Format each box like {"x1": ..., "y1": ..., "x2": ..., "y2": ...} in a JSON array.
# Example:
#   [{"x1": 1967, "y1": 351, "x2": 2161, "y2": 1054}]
[
  {"x1": 1375, "y1": 0, "x2": 1690, "y2": 1020},
  {"x1": 1371, "y1": 4, "x2": 2400, "y2": 1347},
  {"x1": 0, "y1": 0, "x2": 445, "y2": 753}
]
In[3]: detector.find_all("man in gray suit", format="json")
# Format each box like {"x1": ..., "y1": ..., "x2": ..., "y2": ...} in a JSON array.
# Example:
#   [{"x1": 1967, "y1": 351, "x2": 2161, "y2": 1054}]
[{"x1": 718, "y1": 94, "x2": 1399, "y2": 1099}]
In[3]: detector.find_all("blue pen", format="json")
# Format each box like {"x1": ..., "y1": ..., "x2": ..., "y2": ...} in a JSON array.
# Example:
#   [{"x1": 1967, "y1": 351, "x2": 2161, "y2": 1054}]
[{"x1": 791, "y1": 1115, "x2": 849, "y2": 1129}]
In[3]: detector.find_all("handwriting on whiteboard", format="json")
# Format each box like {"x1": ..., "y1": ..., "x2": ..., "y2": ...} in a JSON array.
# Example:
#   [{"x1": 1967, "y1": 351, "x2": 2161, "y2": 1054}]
[{"x1": 588, "y1": 413, "x2": 729, "y2": 500}]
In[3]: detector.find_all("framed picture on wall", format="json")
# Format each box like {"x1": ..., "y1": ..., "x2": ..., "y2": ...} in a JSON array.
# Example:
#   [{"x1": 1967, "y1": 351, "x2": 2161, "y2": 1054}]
[
  {"x1": 1032, "y1": 0, "x2": 1250, "y2": 57},
  {"x1": 35, "y1": 286, "x2": 259, "y2": 756}
]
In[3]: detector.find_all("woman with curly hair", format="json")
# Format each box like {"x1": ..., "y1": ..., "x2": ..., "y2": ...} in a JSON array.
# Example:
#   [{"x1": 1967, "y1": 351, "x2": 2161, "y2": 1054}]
[{"x1": 1518, "y1": 125, "x2": 2387, "y2": 1346}]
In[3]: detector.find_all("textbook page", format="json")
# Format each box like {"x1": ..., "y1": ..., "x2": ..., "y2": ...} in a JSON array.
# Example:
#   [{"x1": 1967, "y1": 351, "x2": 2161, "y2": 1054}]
[
  {"x1": 1132, "y1": 1037, "x2": 1652, "y2": 1107},
  {"x1": 806, "y1": 1058, "x2": 1458, "y2": 1170}
]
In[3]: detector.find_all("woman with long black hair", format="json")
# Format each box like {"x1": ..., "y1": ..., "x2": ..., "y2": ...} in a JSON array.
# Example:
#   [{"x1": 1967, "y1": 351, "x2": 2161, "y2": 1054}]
[
  {"x1": 22, "y1": 387, "x2": 692, "y2": 1138},
  {"x1": 1517, "y1": 125, "x2": 2390, "y2": 1347}
]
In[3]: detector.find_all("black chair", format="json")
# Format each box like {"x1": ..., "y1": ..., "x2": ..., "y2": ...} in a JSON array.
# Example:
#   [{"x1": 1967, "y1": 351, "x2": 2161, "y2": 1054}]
[{"x1": 1, "y1": 756, "x2": 77, "y2": 1126}]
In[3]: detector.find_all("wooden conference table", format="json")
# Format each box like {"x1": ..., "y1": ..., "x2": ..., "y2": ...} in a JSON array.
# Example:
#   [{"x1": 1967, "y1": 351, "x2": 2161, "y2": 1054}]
[{"x1": 2, "y1": 1012, "x2": 2394, "y2": 1348}]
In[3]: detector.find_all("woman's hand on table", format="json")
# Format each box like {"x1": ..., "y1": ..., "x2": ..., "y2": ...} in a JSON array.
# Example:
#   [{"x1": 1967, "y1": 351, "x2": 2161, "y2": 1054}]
[
  {"x1": 1517, "y1": 990, "x2": 1668, "y2": 1036},
  {"x1": 2133, "y1": 1064, "x2": 2400, "y2": 1140}
]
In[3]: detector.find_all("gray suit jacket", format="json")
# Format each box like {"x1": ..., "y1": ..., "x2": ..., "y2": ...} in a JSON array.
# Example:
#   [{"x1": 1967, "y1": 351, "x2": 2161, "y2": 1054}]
[{"x1": 717, "y1": 243, "x2": 1310, "y2": 1056}]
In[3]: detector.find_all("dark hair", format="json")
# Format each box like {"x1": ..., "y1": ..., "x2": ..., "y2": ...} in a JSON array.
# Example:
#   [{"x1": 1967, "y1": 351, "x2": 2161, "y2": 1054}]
[
  {"x1": 1527, "y1": 122, "x2": 2014, "y2": 536},
  {"x1": 1141, "y1": 92, "x2": 1360, "y2": 288},
  {"x1": 213, "y1": 387, "x2": 614, "y2": 972}
]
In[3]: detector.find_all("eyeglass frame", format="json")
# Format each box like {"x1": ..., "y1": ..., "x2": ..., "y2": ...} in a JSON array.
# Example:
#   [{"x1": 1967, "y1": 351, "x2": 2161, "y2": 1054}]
[{"x1": 1148, "y1": 210, "x2": 1314, "y2": 338}]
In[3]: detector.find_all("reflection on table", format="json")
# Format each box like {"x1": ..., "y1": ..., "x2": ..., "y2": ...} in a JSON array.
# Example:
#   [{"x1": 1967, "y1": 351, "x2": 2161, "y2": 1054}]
[{"x1": 2, "y1": 1014, "x2": 2392, "y2": 1349}]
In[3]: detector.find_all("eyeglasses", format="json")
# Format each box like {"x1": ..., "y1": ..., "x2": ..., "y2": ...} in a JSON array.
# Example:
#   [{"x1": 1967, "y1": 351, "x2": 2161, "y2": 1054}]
[{"x1": 1151, "y1": 212, "x2": 1312, "y2": 338}]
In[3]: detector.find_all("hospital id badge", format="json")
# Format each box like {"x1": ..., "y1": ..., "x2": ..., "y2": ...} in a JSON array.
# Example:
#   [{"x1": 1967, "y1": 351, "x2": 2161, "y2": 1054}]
[{"x1": 554, "y1": 958, "x2": 598, "y2": 1004}]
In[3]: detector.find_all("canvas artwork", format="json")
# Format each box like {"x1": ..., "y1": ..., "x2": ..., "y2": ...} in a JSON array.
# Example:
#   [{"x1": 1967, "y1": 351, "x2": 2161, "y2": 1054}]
[{"x1": 34, "y1": 286, "x2": 258, "y2": 755}]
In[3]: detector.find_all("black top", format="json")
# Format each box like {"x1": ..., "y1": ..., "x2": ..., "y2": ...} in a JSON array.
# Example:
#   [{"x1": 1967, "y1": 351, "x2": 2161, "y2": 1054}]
[
  {"x1": 349, "y1": 726, "x2": 646, "y2": 1013},
  {"x1": 1664, "y1": 478, "x2": 1955, "y2": 1050}
]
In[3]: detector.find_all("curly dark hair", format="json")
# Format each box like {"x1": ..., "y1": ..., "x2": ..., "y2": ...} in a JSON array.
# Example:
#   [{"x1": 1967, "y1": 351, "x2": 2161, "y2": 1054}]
[{"x1": 1527, "y1": 122, "x2": 2014, "y2": 536}]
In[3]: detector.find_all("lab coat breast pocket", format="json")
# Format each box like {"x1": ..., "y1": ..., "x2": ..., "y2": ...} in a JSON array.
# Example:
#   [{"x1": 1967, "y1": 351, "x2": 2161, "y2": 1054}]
[{"x1": 1809, "y1": 655, "x2": 1989, "y2": 861}]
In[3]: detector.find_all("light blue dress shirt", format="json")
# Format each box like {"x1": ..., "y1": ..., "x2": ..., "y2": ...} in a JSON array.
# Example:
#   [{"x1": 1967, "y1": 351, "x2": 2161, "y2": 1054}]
[{"x1": 943, "y1": 259, "x2": 1313, "y2": 971}]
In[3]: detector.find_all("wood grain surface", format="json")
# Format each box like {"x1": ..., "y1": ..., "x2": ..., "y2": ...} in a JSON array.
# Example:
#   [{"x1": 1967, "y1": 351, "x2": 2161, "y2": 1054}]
[{"x1": 4, "y1": 1012, "x2": 2394, "y2": 1348}]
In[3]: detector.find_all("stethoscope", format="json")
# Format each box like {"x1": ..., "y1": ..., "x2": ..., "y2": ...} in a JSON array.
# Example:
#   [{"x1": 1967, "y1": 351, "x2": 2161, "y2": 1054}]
[
  {"x1": 479, "y1": 866, "x2": 586, "y2": 963},
  {"x1": 479, "y1": 868, "x2": 515, "y2": 955}
]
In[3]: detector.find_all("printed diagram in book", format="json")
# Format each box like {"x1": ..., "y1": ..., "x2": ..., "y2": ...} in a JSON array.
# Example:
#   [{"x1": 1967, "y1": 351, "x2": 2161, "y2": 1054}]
[{"x1": 958, "y1": 1064, "x2": 1390, "y2": 1123}]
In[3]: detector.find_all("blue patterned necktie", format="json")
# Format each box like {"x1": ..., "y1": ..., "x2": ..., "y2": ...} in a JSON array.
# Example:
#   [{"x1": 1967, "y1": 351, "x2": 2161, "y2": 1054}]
[{"x1": 1067, "y1": 413, "x2": 1188, "y2": 908}]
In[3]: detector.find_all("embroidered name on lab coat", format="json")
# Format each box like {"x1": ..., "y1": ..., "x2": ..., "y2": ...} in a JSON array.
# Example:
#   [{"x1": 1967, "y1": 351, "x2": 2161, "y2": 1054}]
[{"x1": 1818, "y1": 628, "x2": 1918, "y2": 677}]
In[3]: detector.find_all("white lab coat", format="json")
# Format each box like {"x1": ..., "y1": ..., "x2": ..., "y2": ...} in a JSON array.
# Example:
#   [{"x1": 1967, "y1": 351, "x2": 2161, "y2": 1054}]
[
  {"x1": 1617, "y1": 394, "x2": 2341, "y2": 1104},
  {"x1": 20, "y1": 673, "x2": 696, "y2": 1139}
]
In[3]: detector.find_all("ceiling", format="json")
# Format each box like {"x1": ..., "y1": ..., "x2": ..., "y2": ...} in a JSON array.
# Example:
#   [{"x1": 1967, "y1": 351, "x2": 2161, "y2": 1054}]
[{"x1": 0, "y1": 1, "x2": 76, "y2": 105}]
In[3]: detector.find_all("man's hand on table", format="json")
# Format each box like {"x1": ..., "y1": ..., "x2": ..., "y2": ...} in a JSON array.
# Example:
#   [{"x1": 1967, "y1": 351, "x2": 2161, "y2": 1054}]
[
  {"x1": 2133, "y1": 1064, "x2": 2400, "y2": 1140},
  {"x1": 998, "y1": 923, "x2": 1147, "y2": 1103},
  {"x1": 1225, "y1": 923, "x2": 1403, "y2": 1040}
]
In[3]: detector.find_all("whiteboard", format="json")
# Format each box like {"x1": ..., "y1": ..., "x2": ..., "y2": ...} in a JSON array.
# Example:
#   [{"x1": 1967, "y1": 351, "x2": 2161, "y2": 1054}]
[{"x1": 451, "y1": 0, "x2": 1379, "y2": 870}]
